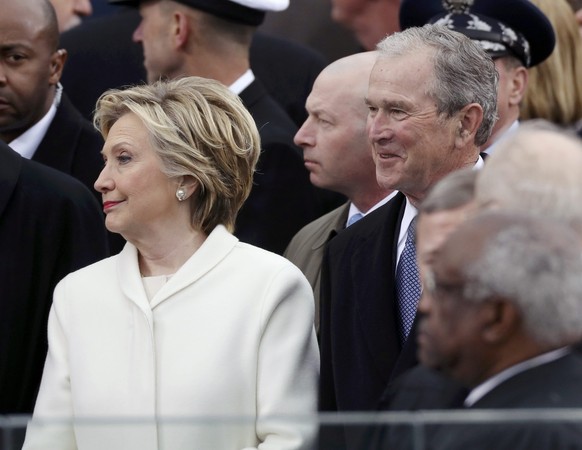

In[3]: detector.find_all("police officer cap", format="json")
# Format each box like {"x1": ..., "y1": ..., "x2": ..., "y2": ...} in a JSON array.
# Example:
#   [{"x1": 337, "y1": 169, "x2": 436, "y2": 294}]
[
  {"x1": 399, "y1": 0, "x2": 555, "y2": 67},
  {"x1": 108, "y1": 0, "x2": 289, "y2": 26}
]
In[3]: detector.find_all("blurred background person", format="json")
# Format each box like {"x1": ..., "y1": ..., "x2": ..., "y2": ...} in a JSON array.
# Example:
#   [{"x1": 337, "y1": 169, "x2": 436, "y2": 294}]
[
  {"x1": 259, "y1": 0, "x2": 361, "y2": 61},
  {"x1": 23, "y1": 77, "x2": 319, "y2": 450},
  {"x1": 49, "y1": 0, "x2": 93, "y2": 31},
  {"x1": 62, "y1": 1, "x2": 329, "y2": 128},
  {"x1": 331, "y1": 0, "x2": 401, "y2": 51},
  {"x1": 520, "y1": 0, "x2": 582, "y2": 134},
  {"x1": 400, "y1": 0, "x2": 556, "y2": 153},
  {"x1": 419, "y1": 212, "x2": 582, "y2": 450},
  {"x1": 285, "y1": 51, "x2": 395, "y2": 333}
]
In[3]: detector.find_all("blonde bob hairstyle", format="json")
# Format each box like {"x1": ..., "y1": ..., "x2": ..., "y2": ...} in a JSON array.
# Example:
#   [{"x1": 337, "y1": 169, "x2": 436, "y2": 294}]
[{"x1": 94, "y1": 76, "x2": 261, "y2": 235}]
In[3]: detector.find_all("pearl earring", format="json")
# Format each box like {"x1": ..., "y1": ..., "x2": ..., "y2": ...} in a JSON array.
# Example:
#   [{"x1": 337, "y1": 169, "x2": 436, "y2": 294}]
[{"x1": 176, "y1": 188, "x2": 186, "y2": 202}]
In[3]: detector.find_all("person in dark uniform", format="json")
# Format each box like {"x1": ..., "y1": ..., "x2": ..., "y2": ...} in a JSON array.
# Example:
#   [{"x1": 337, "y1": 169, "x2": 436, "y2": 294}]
[
  {"x1": 60, "y1": 6, "x2": 329, "y2": 128},
  {"x1": 107, "y1": 0, "x2": 336, "y2": 254},
  {"x1": 0, "y1": 140, "x2": 108, "y2": 416},
  {"x1": 400, "y1": 0, "x2": 556, "y2": 154}
]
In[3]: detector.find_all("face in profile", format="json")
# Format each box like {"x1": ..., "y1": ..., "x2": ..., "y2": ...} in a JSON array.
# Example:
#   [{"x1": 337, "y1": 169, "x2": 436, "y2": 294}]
[
  {"x1": 0, "y1": 2, "x2": 64, "y2": 142},
  {"x1": 294, "y1": 69, "x2": 373, "y2": 195},
  {"x1": 366, "y1": 51, "x2": 459, "y2": 203},
  {"x1": 133, "y1": 1, "x2": 176, "y2": 83},
  {"x1": 416, "y1": 225, "x2": 490, "y2": 386},
  {"x1": 94, "y1": 112, "x2": 182, "y2": 241}
]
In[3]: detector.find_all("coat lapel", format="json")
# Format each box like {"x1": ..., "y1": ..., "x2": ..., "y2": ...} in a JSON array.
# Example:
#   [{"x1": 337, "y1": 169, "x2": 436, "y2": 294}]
[
  {"x1": 0, "y1": 146, "x2": 22, "y2": 217},
  {"x1": 351, "y1": 193, "x2": 406, "y2": 381}
]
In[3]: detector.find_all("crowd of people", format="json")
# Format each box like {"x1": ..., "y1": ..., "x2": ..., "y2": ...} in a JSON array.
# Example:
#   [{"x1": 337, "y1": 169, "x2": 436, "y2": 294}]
[{"x1": 2, "y1": 0, "x2": 582, "y2": 449}]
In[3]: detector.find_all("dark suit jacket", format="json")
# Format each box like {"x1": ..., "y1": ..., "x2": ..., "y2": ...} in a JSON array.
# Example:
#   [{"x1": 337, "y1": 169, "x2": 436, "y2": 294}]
[
  {"x1": 431, "y1": 351, "x2": 582, "y2": 450},
  {"x1": 0, "y1": 144, "x2": 109, "y2": 414},
  {"x1": 32, "y1": 93, "x2": 104, "y2": 199},
  {"x1": 32, "y1": 93, "x2": 125, "y2": 254},
  {"x1": 59, "y1": 8, "x2": 327, "y2": 127},
  {"x1": 319, "y1": 192, "x2": 420, "y2": 413},
  {"x1": 236, "y1": 80, "x2": 325, "y2": 254}
]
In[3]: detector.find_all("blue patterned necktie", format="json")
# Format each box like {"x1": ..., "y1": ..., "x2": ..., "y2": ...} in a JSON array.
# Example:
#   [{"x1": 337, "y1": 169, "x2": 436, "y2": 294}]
[{"x1": 395, "y1": 216, "x2": 421, "y2": 343}]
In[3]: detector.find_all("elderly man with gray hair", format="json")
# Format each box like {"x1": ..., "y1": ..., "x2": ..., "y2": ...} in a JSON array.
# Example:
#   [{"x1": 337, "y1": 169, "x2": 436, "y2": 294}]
[{"x1": 418, "y1": 211, "x2": 582, "y2": 450}]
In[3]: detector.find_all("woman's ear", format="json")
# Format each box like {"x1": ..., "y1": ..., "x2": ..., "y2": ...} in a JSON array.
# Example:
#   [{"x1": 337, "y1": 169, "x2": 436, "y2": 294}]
[{"x1": 178, "y1": 175, "x2": 199, "y2": 200}]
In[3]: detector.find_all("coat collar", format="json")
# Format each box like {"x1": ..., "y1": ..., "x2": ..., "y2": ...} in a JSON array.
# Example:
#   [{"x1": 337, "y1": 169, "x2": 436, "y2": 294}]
[{"x1": 117, "y1": 225, "x2": 239, "y2": 312}]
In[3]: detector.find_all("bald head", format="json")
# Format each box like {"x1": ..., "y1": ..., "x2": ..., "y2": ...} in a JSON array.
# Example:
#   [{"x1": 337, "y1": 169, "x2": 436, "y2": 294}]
[
  {"x1": 295, "y1": 51, "x2": 392, "y2": 208},
  {"x1": 312, "y1": 51, "x2": 378, "y2": 117},
  {"x1": 476, "y1": 120, "x2": 582, "y2": 231},
  {"x1": 6, "y1": 0, "x2": 60, "y2": 51}
]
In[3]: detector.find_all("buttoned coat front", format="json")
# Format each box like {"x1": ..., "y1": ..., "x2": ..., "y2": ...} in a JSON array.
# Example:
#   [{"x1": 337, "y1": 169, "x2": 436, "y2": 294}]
[{"x1": 24, "y1": 226, "x2": 319, "y2": 450}]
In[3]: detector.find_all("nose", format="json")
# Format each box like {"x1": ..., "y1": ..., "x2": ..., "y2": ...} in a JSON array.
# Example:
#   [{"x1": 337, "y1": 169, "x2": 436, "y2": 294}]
[
  {"x1": 75, "y1": 0, "x2": 93, "y2": 17},
  {"x1": 133, "y1": 22, "x2": 143, "y2": 43},
  {"x1": 94, "y1": 163, "x2": 113, "y2": 195},
  {"x1": 367, "y1": 111, "x2": 391, "y2": 143},
  {"x1": 293, "y1": 118, "x2": 315, "y2": 149},
  {"x1": 417, "y1": 289, "x2": 432, "y2": 315}
]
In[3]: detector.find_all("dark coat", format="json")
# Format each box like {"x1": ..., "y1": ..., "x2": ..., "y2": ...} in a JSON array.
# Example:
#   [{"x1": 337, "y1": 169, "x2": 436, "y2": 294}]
[
  {"x1": 32, "y1": 93, "x2": 104, "y2": 200},
  {"x1": 319, "y1": 192, "x2": 420, "y2": 413},
  {"x1": 237, "y1": 80, "x2": 325, "y2": 254},
  {"x1": 431, "y1": 352, "x2": 582, "y2": 450},
  {"x1": 32, "y1": 93, "x2": 125, "y2": 254},
  {"x1": 0, "y1": 144, "x2": 109, "y2": 414}
]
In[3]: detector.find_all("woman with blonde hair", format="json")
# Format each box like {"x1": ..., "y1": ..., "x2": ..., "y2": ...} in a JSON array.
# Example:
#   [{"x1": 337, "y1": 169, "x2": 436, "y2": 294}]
[
  {"x1": 23, "y1": 76, "x2": 319, "y2": 450},
  {"x1": 521, "y1": 0, "x2": 582, "y2": 131}
]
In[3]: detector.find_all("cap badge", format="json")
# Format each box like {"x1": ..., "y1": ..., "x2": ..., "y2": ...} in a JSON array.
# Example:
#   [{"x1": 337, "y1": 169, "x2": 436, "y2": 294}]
[{"x1": 442, "y1": 0, "x2": 474, "y2": 14}]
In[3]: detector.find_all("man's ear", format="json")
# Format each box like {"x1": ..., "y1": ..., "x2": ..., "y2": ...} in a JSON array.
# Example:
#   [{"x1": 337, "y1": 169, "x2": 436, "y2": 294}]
[
  {"x1": 172, "y1": 10, "x2": 191, "y2": 49},
  {"x1": 49, "y1": 49, "x2": 67, "y2": 85},
  {"x1": 480, "y1": 298, "x2": 520, "y2": 344},
  {"x1": 455, "y1": 103, "x2": 483, "y2": 148},
  {"x1": 509, "y1": 65, "x2": 528, "y2": 106}
]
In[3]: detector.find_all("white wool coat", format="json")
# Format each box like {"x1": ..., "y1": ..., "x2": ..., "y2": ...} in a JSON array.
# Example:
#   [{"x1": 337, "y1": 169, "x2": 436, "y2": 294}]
[{"x1": 23, "y1": 225, "x2": 319, "y2": 450}]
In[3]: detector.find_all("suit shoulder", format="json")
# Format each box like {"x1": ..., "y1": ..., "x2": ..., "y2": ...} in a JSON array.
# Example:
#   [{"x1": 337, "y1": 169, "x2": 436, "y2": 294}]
[
  {"x1": 21, "y1": 159, "x2": 99, "y2": 206},
  {"x1": 286, "y1": 204, "x2": 348, "y2": 250}
]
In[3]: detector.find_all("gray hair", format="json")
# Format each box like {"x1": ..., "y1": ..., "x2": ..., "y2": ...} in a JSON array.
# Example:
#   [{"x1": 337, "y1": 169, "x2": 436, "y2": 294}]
[
  {"x1": 377, "y1": 24, "x2": 499, "y2": 146},
  {"x1": 419, "y1": 168, "x2": 477, "y2": 214},
  {"x1": 462, "y1": 215, "x2": 582, "y2": 347},
  {"x1": 476, "y1": 119, "x2": 582, "y2": 232}
]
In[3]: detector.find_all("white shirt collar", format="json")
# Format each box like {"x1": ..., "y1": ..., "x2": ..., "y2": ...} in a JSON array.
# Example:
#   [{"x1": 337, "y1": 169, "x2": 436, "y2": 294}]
[
  {"x1": 347, "y1": 191, "x2": 398, "y2": 227},
  {"x1": 482, "y1": 120, "x2": 519, "y2": 156},
  {"x1": 228, "y1": 69, "x2": 255, "y2": 95},
  {"x1": 464, "y1": 347, "x2": 571, "y2": 407},
  {"x1": 9, "y1": 84, "x2": 63, "y2": 159},
  {"x1": 396, "y1": 155, "x2": 483, "y2": 266}
]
